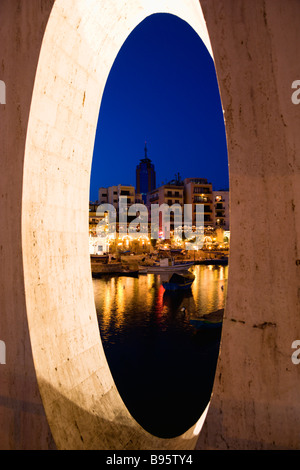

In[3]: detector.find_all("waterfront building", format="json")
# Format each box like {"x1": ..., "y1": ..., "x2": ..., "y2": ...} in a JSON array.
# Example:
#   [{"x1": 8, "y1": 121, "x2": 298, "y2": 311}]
[
  {"x1": 89, "y1": 202, "x2": 109, "y2": 254},
  {"x1": 98, "y1": 184, "x2": 144, "y2": 229},
  {"x1": 136, "y1": 142, "x2": 156, "y2": 203},
  {"x1": 98, "y1": 184, "x2": 138, "y2": 209},
  {"x1": 183, "y1": 178, "x2": 214, "y2": 227},
  {"x1": 89, "y1": 202, "x2": 103, "y2": 236},
  {"x1": 212, "y1": 190, "x2": 230, "y2": 230}
]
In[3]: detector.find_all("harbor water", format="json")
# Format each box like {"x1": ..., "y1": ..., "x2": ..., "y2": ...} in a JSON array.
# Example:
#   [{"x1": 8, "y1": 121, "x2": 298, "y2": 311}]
[{"x1": 93, "y1": 264, "x2": 228, "y2": 438}]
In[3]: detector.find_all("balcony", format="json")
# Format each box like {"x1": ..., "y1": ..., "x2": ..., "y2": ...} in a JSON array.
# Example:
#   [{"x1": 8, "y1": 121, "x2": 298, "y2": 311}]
[
  {"x1": 164, "y1": 192, "x2": 183, "y2": 198},
  {"x1": 215, "y1": 209, "x2": 225, "y2": 216},
  {"x1": 193, "y1": 187, "x2": 212, "y2": 195}
]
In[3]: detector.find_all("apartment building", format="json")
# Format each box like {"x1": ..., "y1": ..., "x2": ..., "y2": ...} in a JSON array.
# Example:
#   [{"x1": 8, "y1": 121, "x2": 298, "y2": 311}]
[
  {"x1": 183, "y1": 178, "x2": 214, "y2": 227},
  {"x1": 98, "y1": 184, "x2": 139, "y2": 209},
  {"x1": 213, "y1": 190, "x2": 230, "y2": 230},
  {"x1": 136, "y1": 142, "x2": 156, "y2": 204}
]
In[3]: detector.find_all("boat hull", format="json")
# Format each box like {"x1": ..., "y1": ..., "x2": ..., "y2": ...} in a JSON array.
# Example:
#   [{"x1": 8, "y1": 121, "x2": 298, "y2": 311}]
[
  {"x1": 161, "y1": 271, "x2": 195, "y2": 291},
  {"x1": 189, "y1": 319, "x2": 222, "y2": 329},
  {"x1": 189, "y1": 309, "x2": 224, "y2": 329}
]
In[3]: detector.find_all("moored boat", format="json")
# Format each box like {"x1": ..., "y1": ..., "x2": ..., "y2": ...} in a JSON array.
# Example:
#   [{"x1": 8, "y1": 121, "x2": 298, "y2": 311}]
[
  {"x1": 200, "y1": 257, "x2": 228, "y2": 266},
  {"x1": 189, "y1": 308, "x2": 224, "y2": 329},
  {"x1": 162, "y1": 271, "x2": 195, "y2": 291}
]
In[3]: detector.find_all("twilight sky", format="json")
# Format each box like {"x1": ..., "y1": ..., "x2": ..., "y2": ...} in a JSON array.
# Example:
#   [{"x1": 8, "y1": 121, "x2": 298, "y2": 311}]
[{"x1": 90, "y1": 13, "x2": 229, "y2": 202}]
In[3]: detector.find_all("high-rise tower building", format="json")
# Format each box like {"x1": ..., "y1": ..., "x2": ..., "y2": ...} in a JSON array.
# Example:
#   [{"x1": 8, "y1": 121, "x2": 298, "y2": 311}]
[{"x1": 136, "y1": 142, "x2": 156, "y2": 203}]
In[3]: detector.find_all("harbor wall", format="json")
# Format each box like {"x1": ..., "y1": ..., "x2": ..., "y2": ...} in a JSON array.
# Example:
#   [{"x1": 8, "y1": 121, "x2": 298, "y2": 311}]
[{"x1": 197, "y1": 0, "x2": 300, "y2": 449}]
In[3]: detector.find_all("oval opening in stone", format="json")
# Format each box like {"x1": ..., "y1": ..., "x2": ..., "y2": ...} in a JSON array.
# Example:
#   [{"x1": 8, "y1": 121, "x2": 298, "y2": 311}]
[{"x1": 89, "y1": 13, "x2": 229, "y2": 439}]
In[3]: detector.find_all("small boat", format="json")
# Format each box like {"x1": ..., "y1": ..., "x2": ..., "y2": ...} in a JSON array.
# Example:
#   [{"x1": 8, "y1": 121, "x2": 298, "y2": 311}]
[
  {"x1": 90, "y1": 254, "x2": 109, "y2": 264},
  {"x1": 201, "y1": 257, "x2": 228, "y2": 266},
  {"x1": 162, "y1": 271, "x2": 195, "y2": 291},
  {"x1": 91, "y1": 260, "x2": 139, "y2": 277},
  {"x1": 118, "y1": 268, "x2": 139, "y2": 277}
]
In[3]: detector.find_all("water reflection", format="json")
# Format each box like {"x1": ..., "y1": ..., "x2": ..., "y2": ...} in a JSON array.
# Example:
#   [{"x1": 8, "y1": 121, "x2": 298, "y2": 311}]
[{"x1": 93, "y1": 265, "x2": 227, "y2": 438}]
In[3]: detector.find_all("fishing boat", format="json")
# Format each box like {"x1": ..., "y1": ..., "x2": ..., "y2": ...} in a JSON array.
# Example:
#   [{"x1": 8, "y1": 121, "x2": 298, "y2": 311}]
[
  {"x1": 138, "y1": 267, "x2": 149, "y2": 274},
  {"x1": 139, "y1": 258, "x2": 194, "y2": 274},
  {"x1": 118, "y1": 267, "x2": 139, "y2": 277},
  {"x1": 90, "y1": 254, "x2": 109, "y2": 264},
  {"x1": 200, "y1": 257, "x2": 228, "y2": 266},
  {"x1": 162, "y1": 271, "x2": 195, "y2": 291},
  {"x1": 189, "y1": 309, "x2": 224, "y2": 329}
]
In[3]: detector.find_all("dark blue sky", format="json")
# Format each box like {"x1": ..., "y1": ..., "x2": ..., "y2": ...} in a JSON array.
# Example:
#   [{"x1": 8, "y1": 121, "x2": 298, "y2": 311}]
[{"x1": 90, "y1": 13, "x2": 229, "y2": 201}]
